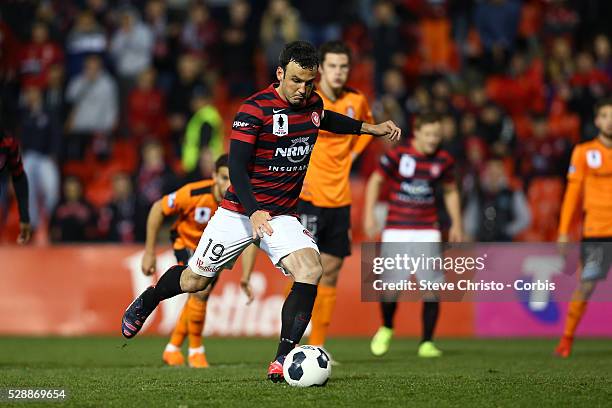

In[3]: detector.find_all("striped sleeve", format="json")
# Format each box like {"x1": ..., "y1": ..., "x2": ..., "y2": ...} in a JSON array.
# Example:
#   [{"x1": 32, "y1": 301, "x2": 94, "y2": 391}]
[
  {"x1": 377, "y1": 150, "x2": 398, "y2": 177},
  {"x1": 230, "y1": 100, "x2": 263, "y2": 144}
]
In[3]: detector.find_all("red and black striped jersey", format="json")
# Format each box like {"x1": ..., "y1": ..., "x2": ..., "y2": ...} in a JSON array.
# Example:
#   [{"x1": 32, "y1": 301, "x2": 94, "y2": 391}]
[
  {"x1": 0, "y1": 133, "x2": 25, "y2": 178},
  {"x1": 221, "y1": 83, "x2": 324, "y2": 216},
  {"x1": 377, "y1": 143, "x2": 455, "y2": 230}
]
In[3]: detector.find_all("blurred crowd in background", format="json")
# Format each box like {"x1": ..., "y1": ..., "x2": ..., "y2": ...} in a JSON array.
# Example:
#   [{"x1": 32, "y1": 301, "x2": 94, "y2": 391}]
[{"x1": 0, "y1": 0, "x2": 610, "y2": 244}]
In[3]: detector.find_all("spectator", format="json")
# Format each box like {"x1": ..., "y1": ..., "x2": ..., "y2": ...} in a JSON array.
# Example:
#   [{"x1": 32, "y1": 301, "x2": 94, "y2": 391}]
[
  {"x1": 371, "y1": 0, "x2": 403, "y2": 93},
  {"x1": 145, "y1": 0, "x2": 174, "y2": 86},
  {"x1": 44, "y1": 64, "x2": 66, "y2": 126},
  {"x1": 18, "y1": 86, "x2": 61, "y2": 229},
  {"x1": 110, "y1": 7, "x2": 154, "y2": 83},
  {"x1": 180, "y1": 1, "x2": 219, "y2": 62},
  {"x1": 221, "y1": 0, "x2": 257, "y2": 98},
  {"x1": 474, "y1": 0, "x2": 521, "y2": 74},
  {"x1": 65, "y1": 55, "x2": 118, "y2": 159},
  {"x1": 260, "y1": 0, "x2": 300, "y2": 76},
  {"x1": 184, "y1": 147, "x2": 215, "y2": 183},
  {"x1": 569, "y1": 51, "x2": 610, "y2": 135},
  {"x1": 182, "y1": 86, "x2": 223, "y2": 173},
  {"x1": 593, "y1": 34, "x2": 612, "y2": 80},
  {"x1": 167, "y1": 54, "x2": 205, "y2": 146},
  {"x1": 464, "y1": 158, "x2": 531, "y2": 242},
  {"x1": 98, "y1": 173, "x2": 140, "y2": 242},
  {"x1": 463, "y1": 159, "x2": 531, "y2": 242},
  {"x1": 518, "y1": 113, "x2": 571, "y2": 186},
  {"x1": 135, "y1": 140, "x2": 179, "y2": 215},
  {"x1": 476, "y1": 103, "x2": 515, "y2": 157},
  {"x1": 65, "y1": 10, "x2": 107, "y2": 79},
  {"x1": 49, "y1": 176, "x2": 97, "y2": 242},
  {"x1": 18, "y1": 21, "x2": 63, "y2": 89},
  {"x1": 295, "y1": 0, "x2": 343, "y2": 46},
  {"x1": 127, "y1": 67, "x2": 167, "y2": 142}
]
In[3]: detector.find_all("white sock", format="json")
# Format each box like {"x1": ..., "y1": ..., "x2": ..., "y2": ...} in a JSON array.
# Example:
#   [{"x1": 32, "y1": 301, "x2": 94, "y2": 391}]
[
  {"x1": 189, "y1": 346, "x2": 205, "y2": 356},
  {"x1": 165, "y1": 343, "x2": 180, "y2": 353}
]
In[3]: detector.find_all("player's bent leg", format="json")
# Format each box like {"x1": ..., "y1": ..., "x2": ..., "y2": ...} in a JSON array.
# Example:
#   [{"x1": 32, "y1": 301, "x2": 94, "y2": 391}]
[
  {"x1": 121, "y1": 265, "x2": 214, "y2": 339},
  {"x1": 309, "y1": 253, "x2": 342, "y2": 349},
  {"x1": 267, "y1": 248, "x2": 322, "y2": 382}
]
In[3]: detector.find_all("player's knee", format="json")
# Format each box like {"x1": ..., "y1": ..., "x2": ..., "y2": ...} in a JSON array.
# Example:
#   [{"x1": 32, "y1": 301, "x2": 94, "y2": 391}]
[
  {"x1": 193, "y1": 286, "x2": 212, "y2": 301},
  {"x1": 180, "y1": 267, "x2": 212, "y2": 293},
  {"x1": 320, "y1": 267, "x2": 340, "y2": 287},
  {"x1": 294, "y1": 258, "x2": 323, "y2": 284}
]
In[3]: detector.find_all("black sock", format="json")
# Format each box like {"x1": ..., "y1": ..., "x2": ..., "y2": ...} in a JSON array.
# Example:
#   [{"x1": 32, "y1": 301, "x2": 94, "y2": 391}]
[
  {"x1": 422, "y1": 301, "x2": 439, "y2": 342},
  {"x1": 275, "y1": 282, "x2": 318, "y2": 359},
  {"x1": 141, "y1": 265, "x2": 186, "y2": 310},
  {"x1": 381, "y1": 301, "x2": 397, "y2": 329}
]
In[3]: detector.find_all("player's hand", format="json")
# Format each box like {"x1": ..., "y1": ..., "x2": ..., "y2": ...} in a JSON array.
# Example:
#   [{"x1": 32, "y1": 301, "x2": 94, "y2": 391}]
[
  {"x1": 240, "y1": 278, "x2": 254, "y2": 305},
  {"x1": 448, "y1": 224, "x2": 464, "y2": 243},
  {"x1": 363, "y1": 214, "x2": 379, "y2": 240},
  {"x1": 141, "y1": 251, "x2": 157, "y2": 276},
  {"x1": 17, "y1": 222, "x2": 32, "y2": 245},
  {"x1": 250, "y1": 210, "x2": 273, "y2": 239},
  {"x1": 363, "y1": 121, "x2": 401, "y2": 142},
  {"x1": 557, "y1": 234, "x2": 570, "y2": 258}
]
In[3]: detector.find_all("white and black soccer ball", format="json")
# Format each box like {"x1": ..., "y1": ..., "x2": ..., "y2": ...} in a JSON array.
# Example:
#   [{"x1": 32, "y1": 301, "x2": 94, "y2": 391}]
[{"x1": 283, "y1": 345, "x2": 331, "y2": 387}]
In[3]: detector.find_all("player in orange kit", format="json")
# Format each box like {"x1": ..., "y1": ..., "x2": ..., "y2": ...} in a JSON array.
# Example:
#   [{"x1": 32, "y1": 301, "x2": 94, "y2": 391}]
[
  {"x1": 298, "y1": 41, "x2": 373, "y2": 355},
  {"x1": 141, "y1": 154, "x2": 257, "y2": 367},
  {"x1": 555, "y1": 98, "x2": 612, "y2": 358}
]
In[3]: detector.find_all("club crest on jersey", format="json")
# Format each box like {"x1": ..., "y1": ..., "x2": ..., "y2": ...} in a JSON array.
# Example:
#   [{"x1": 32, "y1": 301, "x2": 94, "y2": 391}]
[
  {"x1": 311, "y1": 111, "x2": 320, "y2": 127},
  {"x1": 586, "y1": 149, "x2": 602, "y2": 168},
  {"x1": 430, "y1": 163, "x2": 441, "y2": 177},
  {"x1": 273, "y1": 113, "x2": 289, "y2": 136},
  {"x1": 346, "y1": 106, "x2": 355, "y2": 118}
]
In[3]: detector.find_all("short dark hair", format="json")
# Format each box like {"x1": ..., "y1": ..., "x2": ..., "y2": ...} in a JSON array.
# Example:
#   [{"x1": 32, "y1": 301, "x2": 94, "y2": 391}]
[
  {"x1": 594, "y1": 97, "x2": 612, "y2": 115},
  {"x1": 319, "y1": 41, "x2": 352, "y2": 65},
  {"x1": 278, "y1": 41, "x2": 319, "y2": 72},
  {"x1": 215, "y1": 153, "x2": 229, "y2": 171},
  {"x1": 413, "y1": 112, "x2": 441, "y2": 130}
]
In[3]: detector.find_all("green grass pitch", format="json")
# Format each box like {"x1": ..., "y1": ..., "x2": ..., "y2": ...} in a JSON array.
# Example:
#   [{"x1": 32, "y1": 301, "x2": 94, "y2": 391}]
[{"x1": 1, "y1": 337, "x2": 611, "y2": 407}]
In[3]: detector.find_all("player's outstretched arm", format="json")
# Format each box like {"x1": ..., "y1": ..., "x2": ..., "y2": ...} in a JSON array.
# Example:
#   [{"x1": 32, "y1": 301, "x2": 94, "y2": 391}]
[
  {"x1": 320, "y1": 110, "x2": 401, "y2": 142},
  {"x1": 363, "y1": 171, "x2": 385, "y2": 239},
  {"x1": 229, "y1": 140, "x2": 273, "y2": 238},
  {"x1": 239, "y1": 244, "x2": 259, "y2": 304},
  {"x1": 142, "y1": 200, "x2": 165, "y2": 276}
]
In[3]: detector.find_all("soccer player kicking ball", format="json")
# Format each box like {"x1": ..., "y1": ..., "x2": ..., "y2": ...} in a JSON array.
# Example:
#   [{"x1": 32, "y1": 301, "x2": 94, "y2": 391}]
[
  {"x1": 364, "y1": 112, "x2": 463, "y2": 358},
  {"x1": 121, "y1": 41, "x2": 400, "y2": 382},
  {"x1": 555, "y1": 98, "x2": 612, "y2": 358},
  {"x1": 298, "y1": 41, "x2": 374, "y2": 358},
  {"x1": 140, "y1": 154, "x2": 257, "y2": 367}
]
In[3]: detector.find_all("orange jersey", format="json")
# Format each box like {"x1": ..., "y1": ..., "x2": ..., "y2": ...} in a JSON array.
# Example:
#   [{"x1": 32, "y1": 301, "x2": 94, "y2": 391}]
[
  {"x1": 161, "y1": 179, "x2": 219, "y2": 250},
  {"x1": 300, "y1": 87, "x2": 374, "y2": 207},
  {"x1": 558, "y1": 138, "x2": 612, "y2": 238}
]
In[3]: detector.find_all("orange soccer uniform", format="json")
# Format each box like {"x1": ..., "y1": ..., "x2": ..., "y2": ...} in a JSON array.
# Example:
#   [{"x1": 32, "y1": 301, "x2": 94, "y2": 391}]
[
  {"x1": 300, "y1": 86, "x2": 373, "y2": 347},
  {"x1": 160, "y1": 179, "x2": 219, "y2": 366},
  {"x1": 558, "y1": 138, "x2": 612, "y2": 238},
  {"x1": 557, "y1": 138, "x2": 612, "y2": 350},
  {"x1": 300, "y1": 87, "x2": 373, "y2": 207}
]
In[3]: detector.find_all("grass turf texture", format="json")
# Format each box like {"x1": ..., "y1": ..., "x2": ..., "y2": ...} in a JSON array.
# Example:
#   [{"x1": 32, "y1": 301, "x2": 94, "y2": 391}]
[{"x1": 1, "y1": 337, "x2": 611, "y2": 407}]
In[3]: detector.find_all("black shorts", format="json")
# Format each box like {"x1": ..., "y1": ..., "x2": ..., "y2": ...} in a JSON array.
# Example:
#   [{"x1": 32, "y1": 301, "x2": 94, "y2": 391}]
[
  {"x1": 174, "y1": 248, "x2": 194, "y2": 265},
  {"x1": 580, "y1": 238, "x2": 612, "y2": 281},
  {"x1": 297, "y1": 199, "x2": 351, "y2": 258}
]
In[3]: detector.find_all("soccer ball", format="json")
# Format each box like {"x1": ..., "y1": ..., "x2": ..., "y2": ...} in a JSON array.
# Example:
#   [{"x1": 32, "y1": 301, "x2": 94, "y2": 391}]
[{"x1": 283, "y1": 345, "x2": 331, "y2": 387}]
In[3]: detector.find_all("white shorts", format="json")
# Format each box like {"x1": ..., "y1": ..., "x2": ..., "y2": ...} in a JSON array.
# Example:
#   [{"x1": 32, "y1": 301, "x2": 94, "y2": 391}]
[
  {"x1": 188, "y1": 207, "x2": 319, "y2": 277},
  {"x1": 380, "y1": 228, "x2": 443, "y2": 285}
]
